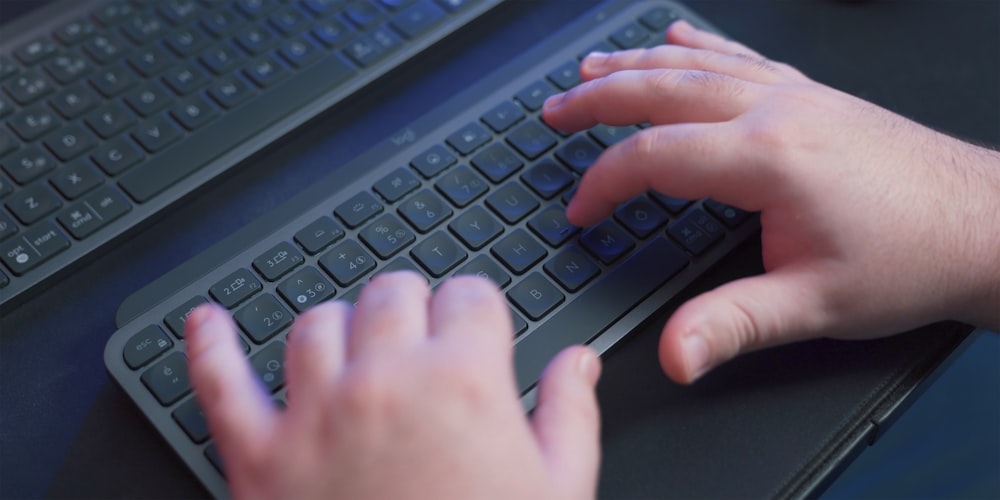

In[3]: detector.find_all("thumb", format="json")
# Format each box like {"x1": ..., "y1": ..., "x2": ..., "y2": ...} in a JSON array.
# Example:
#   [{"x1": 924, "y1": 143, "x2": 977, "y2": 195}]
[
  {"x1": 530, "y1": 345, "x2": 603, "y2": 498},
  {"x1": 660, "y1": 269, "x2": 826, "y2": 384}
]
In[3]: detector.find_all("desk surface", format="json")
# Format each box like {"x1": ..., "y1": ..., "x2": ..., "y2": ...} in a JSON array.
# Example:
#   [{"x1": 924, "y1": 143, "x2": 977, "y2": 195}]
[{"x1": 1, "y1": 0, "x2": 997, "y2": 498}]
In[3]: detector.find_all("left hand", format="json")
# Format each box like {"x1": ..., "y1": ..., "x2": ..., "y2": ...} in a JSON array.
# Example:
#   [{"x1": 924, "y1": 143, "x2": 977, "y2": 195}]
[{"x1": 185, "y1": 272, "x2": 603, "y2": 500}]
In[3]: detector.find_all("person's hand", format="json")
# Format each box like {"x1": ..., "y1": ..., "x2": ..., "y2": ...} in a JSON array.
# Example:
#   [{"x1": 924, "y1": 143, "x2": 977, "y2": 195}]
[
  {"x1": 184, "y1": 272, "x2": 602, "y2": 500},
  {"x1": 542, "y1": 20, "x2": 1000, "y2": 384}
]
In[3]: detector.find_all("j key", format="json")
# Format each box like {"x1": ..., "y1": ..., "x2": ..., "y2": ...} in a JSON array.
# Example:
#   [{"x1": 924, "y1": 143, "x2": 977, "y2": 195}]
[{"x1": 528, "y1": 204, "x2": 579, "y2": 248}]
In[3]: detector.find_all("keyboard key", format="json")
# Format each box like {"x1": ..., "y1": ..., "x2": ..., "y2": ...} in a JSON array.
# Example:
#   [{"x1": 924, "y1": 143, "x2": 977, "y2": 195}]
[
  {"x1": 610, "y1": 22, "x2": 650, "y2": 49},
  {"x1": 165, "y1": 26, "x2": 210, "y2": 58},
  {"x1": 141, "y1": 352, "x2": 191, "y2": 406},
  {"x1": 704, "y1": 199, "x2": 752, "y2": 228},
  {"x1": 544, "y1": 245, "x2": 600, "y2": 292},
  {"x1": 54, "y1": 19, "x2": 98, "y2": 45},
  {"x1": 373, "y1": 167, "x2": 421, "y2": 203},
  {"x1": 92, "y1": 138, "x2": 144, "y2": 175},
  {"x1": 335, "y1": 191, "x2": 384, "y2": 228},
  {"x1": 44, "y1": 52, "x2": 92, "y2": 84},
  {"x1": 173, "y1": 397, "x2": 210, "y2": 443},
  {"x1": 640, "y1": 7, "x2": 679, "y2": 31},
  {"x1": 481, "y1": 100, "x2": 525, "y2": 133},
  {"x1": 253, "y1": 241, "x2": 305, "y2": 281},
  {"x1": 515, "y1": 80, "x2": 559, "y2": 112},
  {"x1": 250, "y1": 342, "x2": 287, "y2": 392},
  {"x1": 0, "y1": 222, "x2": 70, "y2": 275},
  {"x1": 89, "y1": 63, "x2": 136, "y2": 97},
  {"x1": 0, "y1": 212, "x2": 17, "y2": 241},
  {"x1": 555, "y1": 135, "x2": 602, "y2": 174},
  {"x1": 278, "y1": 266, "x2": 335, "y2": 312},
  {"x1": 83, "y1": 34, "x2": 129, "y2": 65},
  {"x1": 589, "y1": 123, "x2": 637, "y2": 147},
  {"x1": 81, "y1": 107, "x2": 132, "y2": 146},
  {"x1": 14, "y1": 38, "x2": 56, "y2": 66},
  {"x1": 411, "y1": 144, "x2": 456, "y2": 178},
  {"x1": 435, "y1": 165, "x2": 488, "y2": 207},
  {"x1": 84, "y1": 185, "x2": 132, "y2": 225},
  {"x1": 235, "y1": 294, "x2": 292, "y2": 343},
  {"x1": 398, "y1": 189, "x2": 452, "y2": 232},
  {"x1": 208, "y1": 75, "x2": 257, "y2": 109},
  {"x1": 121, "y1": 13, "x2": 168, "y2": 44},
  {"x1": 486, "y1": 182, "x2": 539, "y2": 224},
  {"x1": 243, "y1": 55, "x2": 289, "y2": 88},
  {"x1": 198, "y1": 44, "x2": 242, "y2": 75},
  {"x1": 359, "y1": 214, "x2": 415, "y2": 259},
  {"x1": 580, "y1": 220, "x2": 635, "y2": 264},
  {"x1": 209, "y1": 268, "x2": 263, "y2": 308},
  {"x1": 42, "y1": 125, "x2": 95, "y2": 161},
  {"x1": 528, "y1": 204, "x2": 578, "y2": 247},
  {"x1": 50, "y1": 86, "x2": 98, "y2": 119},
  {"x1": 512, "y1": 238, "x2": 688, "y2": 392},
  {"x1": 390, "y1": 0, "x2": 447, "y2": 39},
  {"x1": 343, "y1": 1, "x2": 383, "y2": 29},
  {"x1": 455, "y1": 253, "x2": 511, "y2": 288},
  {"x1": 294, "y1": 216, "x2": 345, "y2": 254},
  {"x1": 278, "y1": 37, "x2": 323, "y2": 68},
  {"x1": 170, "y1": 95, "x2": 219, "y2": 130},
  {"x1": 410, "y1": 230, "x2": 467, "y2": 277},
  {"x1": 507, "y1": 272, "x2": 564, "y2": 321},
  {"x1": 7, "y1": 184, "x2": 61, "y2": 224},
  {"x1": 320, "y1": 239, "x2": 376, "y2": 286},
  {"x1": 130, "y1": 117, "x2": 182, "y2": 154},
  {"x1": 163, "y1": 63, "x2": 209, "y2": 95},
  {"x1": 2, "y1": 146, "x2": 57, "y2": 184},
  {"x1": 650, "y1": 191, "x2": 692, "y2": 214},
  {"x1": 448, "y1": 205, "x2": 502, "y2": 250},
  {"x1": 165, "y1": 296, "x2": 209, "y2": 337},
  {"x1": 506, "y1": 120, "x2": 557, "y2": 160},
  {"x1": 158, "y1": 0, "x2": 204, "y2": 25},
  {"x1": 471, "y1": 142, "x2": 524, "y2": 183},
  {"x1": 615, "y1": 196, "x2": 669, "y2": 239},
  {"x1": 269, "y1": 6, "x2": 310, "y2": 35},
  {"x1": 124, "y1": 83, "x2": 173, "y2": 117},
  {"x1": 668, "y1": 208, "x2": 726, "y2": 255},
  {"x1": 49, "y1": 159, "x2": 103, "y2": 200},
  {"x1": 446, "y1": 122, "x2": 491, "y2": 156},
  {"x1": 9, "y1": 106, "x2": 59, "y2": 142},
  {"x1": 123, "y1": 325, "x2": 174, "y2": 369},
  {"x1": 521, "y1": 159, "x2": 572, "y2": 200},
  {"x1": 372, "y1": 257, "x2": 423, "y2": 280},
  {"x1": 127, "y1": 46, "x2": 174, "y2": 78},
  {"x1": 491, "y1": 228, "x2": 546, "y2": 275},
  {"x1": 311, "y1": 18, "x2": 353, "y2": 48},
  {"x1": 56, "y1": 201, "x2": 105, "y2": 239},
  {"x1": 547, "y1": 60, "x2": 581, "y2": 90}
]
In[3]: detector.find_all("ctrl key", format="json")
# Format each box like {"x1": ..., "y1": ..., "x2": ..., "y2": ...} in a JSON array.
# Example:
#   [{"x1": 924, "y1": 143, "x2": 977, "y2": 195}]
[{"x1": 141, "y1": 352, "x2": 191, "y2": 406}]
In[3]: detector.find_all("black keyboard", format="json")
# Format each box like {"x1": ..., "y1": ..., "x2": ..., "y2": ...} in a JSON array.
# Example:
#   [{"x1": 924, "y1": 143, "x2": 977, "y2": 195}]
[
  {"x1": 104, "y1": 0, "x2": 760, "y2": 496},
  {"x1": 0, "y1": 0, "x2": 503, "y2": 308}
]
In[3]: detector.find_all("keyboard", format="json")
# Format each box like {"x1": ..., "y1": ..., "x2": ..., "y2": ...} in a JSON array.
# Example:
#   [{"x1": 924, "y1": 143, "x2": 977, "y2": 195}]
[
  {"x1": 0, "y1": 0, "x2": 503, "y2": 309},
  {"x1": 104, "y1": 0, "x2": 760, "y2": 496}
]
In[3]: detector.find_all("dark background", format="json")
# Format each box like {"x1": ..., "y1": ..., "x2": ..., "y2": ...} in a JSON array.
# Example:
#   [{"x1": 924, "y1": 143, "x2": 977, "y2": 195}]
[{"x1": 1, "y1": 0, "x2": 997, "y2": 498}]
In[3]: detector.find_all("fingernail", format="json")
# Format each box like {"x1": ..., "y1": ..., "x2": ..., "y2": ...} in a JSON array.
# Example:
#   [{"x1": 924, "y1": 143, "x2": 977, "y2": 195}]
[
  {"x1": 670, "y1": 19, "x2": 694, "y2": 34},
  {"x1": 682, "y1": 333, "x2": 711, "y2": 381},
  {"x1": 543, "y1": 92, "x2": 565, "y2": 110},
  {"x1": 584, "y1": 51, "x2": 610, "y2": 65},
  {"x1": 577, "y1": 347, "x2": 602, "y2": 385}
]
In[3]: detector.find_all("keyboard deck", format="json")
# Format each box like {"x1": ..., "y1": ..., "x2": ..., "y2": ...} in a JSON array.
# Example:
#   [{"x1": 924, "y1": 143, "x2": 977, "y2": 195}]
[
  {"x1": 103, "y1": 0, "x2": 760, "y2": 496},
  {"x1": 0, "y1": 0, "x2": 503, "y2": 308}
]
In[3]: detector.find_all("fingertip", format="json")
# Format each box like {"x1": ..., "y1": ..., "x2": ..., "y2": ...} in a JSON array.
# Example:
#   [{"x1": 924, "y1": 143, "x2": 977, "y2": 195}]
[
  {"x1": 659, "y1": 311, "x2": 714, "y2": 385},
  {"x1": 574, "y1": 345, "x2": 602, "y2": 387},
  {"x1": 185, "y1": 303, "x2": 234, "y2": 360}
]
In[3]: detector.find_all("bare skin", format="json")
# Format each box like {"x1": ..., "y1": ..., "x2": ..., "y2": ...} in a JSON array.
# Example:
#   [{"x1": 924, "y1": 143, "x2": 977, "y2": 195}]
[{"x1": 186, "y1": 19, "x2": 1000, "y2": 499}]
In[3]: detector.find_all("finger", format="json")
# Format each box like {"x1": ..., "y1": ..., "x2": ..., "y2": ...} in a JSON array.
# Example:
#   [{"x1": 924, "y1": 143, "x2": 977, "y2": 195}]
[
  {"x1": 185, "y1": 304, "x2": 277, "y2": 457},
  {"x1": 543, "y1": 67, "x2": 759, "y2": 133},
  {"x1": 565, "y1": 122, "x2": 769, "y2": 228},
  {"x1": 429, "y1": 275, "x2": 511, "y2": 354},
  {"x1": 658, "y1": 269, "x2": 828, "y2": 384},
  {"x1": 284, "y1": 301, "x2": 351, "y2": 415},
  {"x1": 667, "y1": 19, "x2": 765, "y2": 59},
  {"x1": 578, "y1": 45, "x2": 787, "y2": 85},
  {"x1": 530, "y1": 346, "x2": 602, "y2": 498},
  {"x1": 348, "y1": 271, "x2": 430, "y2": 359}
]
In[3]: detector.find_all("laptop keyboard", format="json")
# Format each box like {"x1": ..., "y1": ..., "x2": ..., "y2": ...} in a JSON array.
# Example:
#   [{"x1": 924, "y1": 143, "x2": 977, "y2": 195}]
[
  {"x1": 103, "y1": 0, "x2": 760, "y2": 496},
  {"x1": 0, "y1": 0, "x2": 502, "y2": 307}
]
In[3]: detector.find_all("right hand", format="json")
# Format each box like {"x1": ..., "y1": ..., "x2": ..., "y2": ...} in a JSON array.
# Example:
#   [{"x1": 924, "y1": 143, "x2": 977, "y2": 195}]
[{"x1": 542, "y1": 20, "x2": 1000, "y2": 383}]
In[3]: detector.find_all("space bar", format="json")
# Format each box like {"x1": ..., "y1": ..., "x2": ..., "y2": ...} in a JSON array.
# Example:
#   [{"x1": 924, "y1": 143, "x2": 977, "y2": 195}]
[
  {"x1": 119, "y1": 54, "x2": 356, "y2": 203},
  {"x1": 514, "y1": 238, "x2": 689, "y2": 393}
]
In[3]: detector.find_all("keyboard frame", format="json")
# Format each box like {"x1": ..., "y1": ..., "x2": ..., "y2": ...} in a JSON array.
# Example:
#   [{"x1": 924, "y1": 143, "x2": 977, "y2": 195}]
[
  {"x1": 0, "y1": 0, "x2": 506, "y2": 310},
  {"x1": 106, "y1": 0, "x2": 761, "y2": 496}
]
